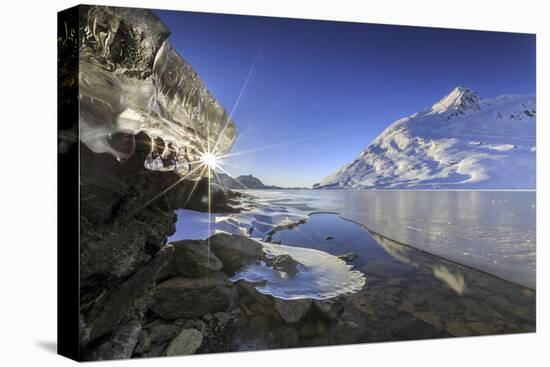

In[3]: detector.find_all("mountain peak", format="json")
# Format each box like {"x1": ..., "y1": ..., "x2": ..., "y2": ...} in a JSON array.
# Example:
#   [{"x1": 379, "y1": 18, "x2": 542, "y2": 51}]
[{"x1": 429, "y1": 85, "x2": 481, "y2": 114}]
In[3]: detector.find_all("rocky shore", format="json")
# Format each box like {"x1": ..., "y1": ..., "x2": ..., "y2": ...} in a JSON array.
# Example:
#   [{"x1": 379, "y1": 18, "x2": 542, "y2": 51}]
[{"x1": 77, "y1": 128, "x2": 356, "y2": 360}]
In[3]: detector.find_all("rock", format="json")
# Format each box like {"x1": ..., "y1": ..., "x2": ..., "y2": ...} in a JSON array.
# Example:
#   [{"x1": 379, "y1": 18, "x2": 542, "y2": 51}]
[
  {"x1": 209, "y1": 233, "x2": 265, "y2": 273},
  {"x1": 393, "y1": 319, "x2": 442, "y2": 339},
  {"x1": 387, "y1": 277, "x2": 406, "y2": 286},
  {"x1": 75, "y1": 5, "x2": 238, "y2": 355},
  {"x1": 150, "y1": 273, "x2": 237, "y2": 319},
  {"x1": 164, "y1": 329, "x2": 203, "y2": 356},
  {"x1": 313, "y1": 297, "x2": 346, "y2": 320},
  {"x1": 85, "y1": 321, "x2": 142, "y2": 361},
  {"x1": 147, "y1": 344, "x2": 166, "y2": 358},
  {"x1": 413, "y1": 311, "x2": 443, "y2": 330},
  {"x1": 236, "y1": 280, "x2": 277, "y2": 316},
  {"x1": 149, "y1": 324, "x2": 181, "y2": 344},
  {"x1": 445, "y1": 321, "x2": 472, "y2": 337},
  {"x1": 274, "y1": 299, "x2": 312, "y2": 323},
  {"x1": 213, "y1": 312, "x2": 233, "y2": 327},
  {"x1": 134, "y1": 330, "x2": 151, "y2": 354},
  {"x1": 389, "y1": 314, "x2": 414, "y2": 332},
  {"x1": 325, "y1": 236, "x2": 334, "y2": 240},
  {"x1": 85, "y1": 245, "x2": 175, "y2": 343},
  {"x1": 486, "y1": 294, "x2": 533, "y2": 320},
  {"x1": 299, "y1": 319, "x2": 327, "y2": 339},
  {"x1": 268, "y1": 254, "x2": 301, "y2": 276},
  {"x1": 182, "y1": 319, "x2": 207, "y2": 334},
  {"x1": 337, "y1": 252, "x2": 359, "y2": 262},
  {"x1": 159, "y1": 240, "x2": 223, "y2": 279},
  {"x1": 467, "y1": 321, "x2": 498, "y2": 335}
]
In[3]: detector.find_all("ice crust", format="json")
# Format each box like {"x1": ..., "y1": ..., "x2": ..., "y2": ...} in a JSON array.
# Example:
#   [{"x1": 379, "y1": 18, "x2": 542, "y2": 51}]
[{"x1": 230, "y1": 242, "x2": 366, "y2": 300}]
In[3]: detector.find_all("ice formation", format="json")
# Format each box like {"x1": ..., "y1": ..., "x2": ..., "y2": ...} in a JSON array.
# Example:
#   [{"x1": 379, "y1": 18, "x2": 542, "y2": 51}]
[
  {"x1": 77, "y1": 6, "x2": 236, "y2": 177},
  {"x1": 230, "y1": 242, "x2": 366, "y2": 300}
]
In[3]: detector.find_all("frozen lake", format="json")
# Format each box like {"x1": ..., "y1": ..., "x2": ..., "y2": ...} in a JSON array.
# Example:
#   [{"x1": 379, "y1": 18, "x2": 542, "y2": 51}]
[{"x1": 170, "y1": 189, "x2": 536, "y2": 289}]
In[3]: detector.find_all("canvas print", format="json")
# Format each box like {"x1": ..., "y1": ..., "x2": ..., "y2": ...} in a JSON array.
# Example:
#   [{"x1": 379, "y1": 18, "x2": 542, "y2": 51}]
[{"x1": 57, "y1": 5, "x2": 536, "y2": 361}]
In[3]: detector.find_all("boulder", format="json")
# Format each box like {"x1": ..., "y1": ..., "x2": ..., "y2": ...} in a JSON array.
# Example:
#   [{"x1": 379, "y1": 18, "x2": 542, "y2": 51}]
[
  {"x1": 149, "y1": 324, "x2": 181, "y2": 344},
  {"x1": 150, "y1": 273, "x2": 237, "y2": 319},
  {"x1": 85, "y1": 245, "x2": 175, "y2": 343},
  {"x1": 85, "y1": 321, "x2": 142, "y2": 361},
  {"x1": 269, "y1": 254, "x2": 301, "y2": 276},
  {"x1": 313, "y1": 297, "x2": 345, "y2": 320},
  {"x1": 209, "y1": 233, "x2": 265, "y2": 273},
  {"x1": 158, "y1": 240, "x2": 223, "y2": 280},
  {"x1": 164, "y1": 328, "x2": 203, "y2": 356},
  {"x1": 134, "y1": 330, "x2": 151, "y2": 354},
  {"x1": 274, "y1": 299, "x2": 312, "y2": 323},
  {"x1": 235, "y1": 280, "x2": 276, "y2": 316}
]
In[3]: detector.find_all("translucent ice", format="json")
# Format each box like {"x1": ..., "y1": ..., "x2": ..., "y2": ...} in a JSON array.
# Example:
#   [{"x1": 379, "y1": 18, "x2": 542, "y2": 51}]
[{"x1": 77, "y1": 6, "x2": 237, "y2": 178}]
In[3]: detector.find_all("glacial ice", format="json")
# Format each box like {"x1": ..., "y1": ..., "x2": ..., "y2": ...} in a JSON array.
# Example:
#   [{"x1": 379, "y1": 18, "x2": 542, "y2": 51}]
[
  {"x1": 230, "y1": 242, "x2": 366, "y2": 300},
  {"x1": 77, "y1": 6, "x2": 236, "y2": 178}
]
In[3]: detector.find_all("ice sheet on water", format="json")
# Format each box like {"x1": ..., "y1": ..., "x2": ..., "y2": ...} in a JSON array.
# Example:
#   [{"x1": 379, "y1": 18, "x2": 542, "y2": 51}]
[
  {"x1": 230, "y1": 242, "x2": 366, "y2": 300},
  {"x1": 169, "y1": 208, "x2": 365, "y2": 300}
]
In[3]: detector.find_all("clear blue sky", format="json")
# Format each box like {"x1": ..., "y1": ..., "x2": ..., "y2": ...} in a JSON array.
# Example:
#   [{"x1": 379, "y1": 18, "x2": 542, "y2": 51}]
[{"x1": 155, "y1": 9, "x2": 536, "y2": 188}]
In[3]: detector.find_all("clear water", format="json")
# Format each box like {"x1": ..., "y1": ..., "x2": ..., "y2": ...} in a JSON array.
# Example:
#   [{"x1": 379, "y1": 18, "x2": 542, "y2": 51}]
[{"x1": 240, "y1": 190, "x2": 536, "y2": 289}]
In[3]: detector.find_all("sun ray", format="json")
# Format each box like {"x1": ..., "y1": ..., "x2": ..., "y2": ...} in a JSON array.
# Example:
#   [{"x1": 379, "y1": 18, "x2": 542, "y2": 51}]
[
  {"x1": 183, "y1": 164, "x2": 209, "y2": 208},
  {"x1": 212, "y1": 41, "x2": 264, "y2": 155},
  {"x1": 211, "y1": 169, "x2": 229, "y2": 192},
  {"x1": 218, "y1": 128, "x2": 357, "y2": 160},
  {"x1": 207, "y1": 165, "x2": 212, "y2": 275},
  {"x1": 134, "y1": 163, "x2": 206, "y2": 213}
]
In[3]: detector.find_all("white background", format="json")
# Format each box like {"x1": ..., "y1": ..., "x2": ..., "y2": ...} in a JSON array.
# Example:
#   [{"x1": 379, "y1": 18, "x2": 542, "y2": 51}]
[{"x1": 0, "y1": 0, "x2": 547, "y2": 365}]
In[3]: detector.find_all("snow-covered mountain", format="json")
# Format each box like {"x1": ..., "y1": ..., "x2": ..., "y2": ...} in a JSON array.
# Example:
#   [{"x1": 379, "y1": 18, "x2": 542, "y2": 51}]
[{"x1": 315, "y1": 86, "x2": 536, "y2": 189}]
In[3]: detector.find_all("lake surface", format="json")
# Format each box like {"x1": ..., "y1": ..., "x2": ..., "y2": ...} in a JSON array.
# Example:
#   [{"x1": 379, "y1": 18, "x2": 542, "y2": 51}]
[
  {"x1": 169, "y1": 189, "x2": 536, "y2": 339},
  {"x1": 238, "y1": 189, "x2": 536, "y2": 289}
]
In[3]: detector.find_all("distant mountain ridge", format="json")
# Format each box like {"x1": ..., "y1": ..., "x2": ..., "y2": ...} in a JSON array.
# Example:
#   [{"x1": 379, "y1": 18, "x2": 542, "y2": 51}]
[
  {"x1": 315, "y1": 86, "x2": 536, "y2": 189},
  {"x1": 213, "y1": 173, "x2": 306, "y2": 190}
]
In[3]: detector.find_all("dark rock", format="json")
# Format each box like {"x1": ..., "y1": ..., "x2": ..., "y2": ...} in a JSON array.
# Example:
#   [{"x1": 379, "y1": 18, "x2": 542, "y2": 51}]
[
  {"x1": 274, "y1": 299, "x2": 312, "y2": 323},
  {"x1": 209, "y1": 233, "x2": 265, "y2": 274},
  {"x1": 313, "y1": 297, "x2": 346, "y2": 320},
  {"x1": 268, "y1": 254, "x2": 302, "y2": 276},
  {"x1": 149, "y1": 324, "x2": 181, "y2": 344},
  {"x1": 235, "y1": 280, "x2": 277, "y2": 316},
  {"x1": 213, "y1": 312, "x2": 234, "y2": 328},
  {"x1": 164, "y1": 328, "x2": 203, "y2": 356},
  {"x1": 337, "y1": 252, "x2": 359, "y2": 262},
  {"x1": 85, "y1": 321, "x2": 142, "y2": 361},
  {"x1": 147, "y1": 344, "x2": 166, "y2": 358},
  {"x1": 150, "y1": 273, "x2": 237, "y2": 319},
  {"x1": 393, "y1": 319, "x2": 443, "y2": 339},
  {"x1": 325, "y1": 236, "x2": 334, "y2": 240},
  {"x1": 158, "y1": 240, "x2": 223, "y2": 280},
  {"x1": 445, "y1": 320, "x2": 472, "y2": 337},
  {"x1": 85, "y1": 245, "x2": 174, "y2": 344},
  {"x1": 134, "y1": 329, "x2": 151, "y2": 354},
  {"x1": 299, "y1": 319, "x2": 327, "y2": 339}
]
